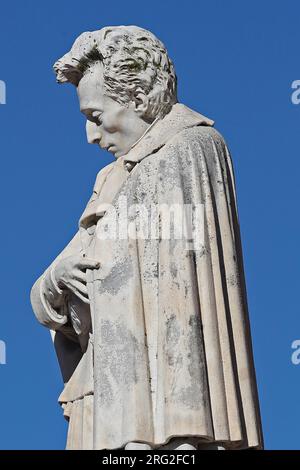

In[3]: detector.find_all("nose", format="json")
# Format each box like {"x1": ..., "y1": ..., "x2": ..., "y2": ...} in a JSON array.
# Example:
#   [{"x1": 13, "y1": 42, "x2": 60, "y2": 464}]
[{"x1": 86, "y1": 120, "x2": 101, "y2": 145}]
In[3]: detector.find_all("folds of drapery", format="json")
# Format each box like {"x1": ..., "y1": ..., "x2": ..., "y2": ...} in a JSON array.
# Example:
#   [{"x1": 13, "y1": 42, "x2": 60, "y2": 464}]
[
  {"x1": 31, "y1": 115, "x2": 263, "y2": 450},
  {"x1": 83, "y1": 125, "x2": 263, "y2": 450}
]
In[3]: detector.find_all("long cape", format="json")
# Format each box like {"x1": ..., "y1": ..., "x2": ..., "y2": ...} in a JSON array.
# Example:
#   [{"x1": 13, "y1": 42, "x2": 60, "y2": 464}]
[{"x1": 80, "y1": 105, "x2": 264, "y2": 449}]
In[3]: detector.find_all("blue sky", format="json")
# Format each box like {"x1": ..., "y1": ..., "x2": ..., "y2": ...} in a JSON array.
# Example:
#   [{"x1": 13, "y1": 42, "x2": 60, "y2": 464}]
[{"x1": 0, "y1": 0, "x2": 299, "y2": 449}]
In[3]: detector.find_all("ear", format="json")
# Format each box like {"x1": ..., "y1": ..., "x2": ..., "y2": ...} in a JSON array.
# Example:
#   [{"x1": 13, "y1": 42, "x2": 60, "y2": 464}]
[{"x1": 133, "y1": 88, "x2": 149, "y2": 117}]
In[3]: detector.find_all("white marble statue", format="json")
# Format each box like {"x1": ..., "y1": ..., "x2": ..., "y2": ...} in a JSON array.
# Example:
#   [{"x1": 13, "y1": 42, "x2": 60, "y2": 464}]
[{"x1": 31, "y1": 26, "x2": 263, "y2": 450}]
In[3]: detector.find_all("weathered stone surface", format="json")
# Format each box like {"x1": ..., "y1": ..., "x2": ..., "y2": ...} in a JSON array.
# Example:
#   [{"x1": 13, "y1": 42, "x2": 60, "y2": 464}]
[{"x1": 30, "y1": 25, "x2": 263, "y2": 450}]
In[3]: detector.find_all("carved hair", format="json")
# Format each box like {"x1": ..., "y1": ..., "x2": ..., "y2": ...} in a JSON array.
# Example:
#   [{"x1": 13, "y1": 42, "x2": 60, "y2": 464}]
[{"x1": 54, "y1": 26, "x2": 177, "y2": 121}]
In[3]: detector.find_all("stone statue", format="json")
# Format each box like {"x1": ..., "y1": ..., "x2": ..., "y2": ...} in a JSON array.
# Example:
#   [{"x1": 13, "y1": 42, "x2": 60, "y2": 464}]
[{"x1": 31, "y1": 26, "x2": 263, "y2": 450}]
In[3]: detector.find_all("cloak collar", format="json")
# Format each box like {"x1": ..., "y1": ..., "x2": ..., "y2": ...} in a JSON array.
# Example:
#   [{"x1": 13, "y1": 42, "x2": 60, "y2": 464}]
[{"x1": 122, "y1": 103, "x2": 214, "y2": 165}]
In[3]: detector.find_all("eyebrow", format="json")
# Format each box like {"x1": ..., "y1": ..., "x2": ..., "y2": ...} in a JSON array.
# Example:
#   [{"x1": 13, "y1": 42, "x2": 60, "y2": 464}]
[
  {"x1": 80, "y1": 108, "x2": 95, "y2": 115},
  {"x1": 81, "y1": 108, "x2": 103, "y2": 120}
]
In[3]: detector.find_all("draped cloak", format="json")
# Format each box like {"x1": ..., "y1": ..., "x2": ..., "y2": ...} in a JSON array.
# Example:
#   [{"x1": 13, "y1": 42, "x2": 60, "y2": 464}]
[{"x1": 30, "y1": 103, "x2": 263, "y2": 450}]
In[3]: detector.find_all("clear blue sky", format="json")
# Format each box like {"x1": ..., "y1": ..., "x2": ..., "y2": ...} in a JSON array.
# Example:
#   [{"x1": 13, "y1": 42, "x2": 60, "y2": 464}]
[{"x1": 0, "y1": 0, "x2": 299, "y2": 450}]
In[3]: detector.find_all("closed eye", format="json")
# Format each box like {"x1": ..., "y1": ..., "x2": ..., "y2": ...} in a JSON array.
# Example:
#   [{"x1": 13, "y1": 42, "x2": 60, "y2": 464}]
[{"x1": 81, "y1": 109, "x2": 102, "y2": 125}]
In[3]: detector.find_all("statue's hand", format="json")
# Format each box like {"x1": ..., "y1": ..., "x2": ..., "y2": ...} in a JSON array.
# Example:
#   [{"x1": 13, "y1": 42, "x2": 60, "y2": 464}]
[{"x1": 53, "y1": 255, "x2": 100, "y2": 304}]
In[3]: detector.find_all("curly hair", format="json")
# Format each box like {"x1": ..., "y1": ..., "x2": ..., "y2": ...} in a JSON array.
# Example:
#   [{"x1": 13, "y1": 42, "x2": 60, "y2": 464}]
[{"x1": 54, "y1": 26, "x2": 178, "y2": 121}]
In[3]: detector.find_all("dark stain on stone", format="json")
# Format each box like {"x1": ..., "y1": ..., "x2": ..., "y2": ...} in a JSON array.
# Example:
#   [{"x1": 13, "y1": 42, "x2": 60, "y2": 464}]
[
  {"x1": 165, "y1": 314, "x2": 181, "y2": 367},
  {"x1": 97, "y1": 319, "x2": 146, "y2": 406},
  {"x1": 173, "y1": 314, "x2": 209, "y2": 410},
  {"x1": 97, "y1": 257, "x2": 133, "y2": 295}
]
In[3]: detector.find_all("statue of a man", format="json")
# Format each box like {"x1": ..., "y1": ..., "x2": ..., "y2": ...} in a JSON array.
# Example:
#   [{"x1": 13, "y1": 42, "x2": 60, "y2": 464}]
[{"x1": 31, "y1": 26, "x2": 263, "y2": 450}]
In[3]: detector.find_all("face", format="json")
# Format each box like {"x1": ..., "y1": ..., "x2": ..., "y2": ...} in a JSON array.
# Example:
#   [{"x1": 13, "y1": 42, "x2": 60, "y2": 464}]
[{"x1": 77, "y1": 63, "x2": 149, "y2": 158}]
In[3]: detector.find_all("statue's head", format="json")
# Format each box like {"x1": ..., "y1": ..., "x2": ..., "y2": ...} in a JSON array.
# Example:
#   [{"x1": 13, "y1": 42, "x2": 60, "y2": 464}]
[{"x1": 54, "y1": 26, "x2": 177, "y2": 158}]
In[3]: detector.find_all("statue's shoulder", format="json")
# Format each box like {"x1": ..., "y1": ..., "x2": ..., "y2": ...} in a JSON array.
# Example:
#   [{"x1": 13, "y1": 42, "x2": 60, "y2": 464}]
[
  {"x1": 170, "y1": 124, "x2": 227, "y2": 150},
  {"x1": 157, "y1": 103, "x2": 227, "y2": 151}
]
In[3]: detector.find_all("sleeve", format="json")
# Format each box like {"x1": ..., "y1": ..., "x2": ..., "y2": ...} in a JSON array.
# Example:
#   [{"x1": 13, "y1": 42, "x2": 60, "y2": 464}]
[
  {"x1": 30, "y1": 231, "x2": 84, "y2": 337},
  {"x1": 30, "y1": 163, "x2": 115, "y2": 338}
]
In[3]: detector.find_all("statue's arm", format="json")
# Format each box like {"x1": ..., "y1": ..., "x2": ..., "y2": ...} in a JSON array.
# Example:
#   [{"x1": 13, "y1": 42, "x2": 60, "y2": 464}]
[
  {"x1": 31, "y1": 162, "x2": 115, "y2": 335},
  {"x1": 30, "y1": 232, "x2": 83, "y2": 334}
]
